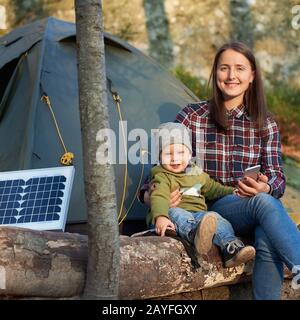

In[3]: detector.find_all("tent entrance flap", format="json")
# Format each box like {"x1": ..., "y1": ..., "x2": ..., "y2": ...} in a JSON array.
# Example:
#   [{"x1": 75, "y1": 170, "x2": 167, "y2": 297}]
[{"x1": 0, "y1": 57, "x2": 21, "y2": 109}]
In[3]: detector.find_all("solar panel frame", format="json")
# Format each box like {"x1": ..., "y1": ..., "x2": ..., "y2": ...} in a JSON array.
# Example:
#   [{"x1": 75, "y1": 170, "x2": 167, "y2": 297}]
[{"x1": 0, "y1": 166, "x2": 75, "y2": 231}]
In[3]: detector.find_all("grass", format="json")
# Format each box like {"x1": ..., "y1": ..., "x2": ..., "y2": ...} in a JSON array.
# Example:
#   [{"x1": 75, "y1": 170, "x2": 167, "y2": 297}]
[
  {"x1": 283, "y1": 156, "x2": 300, "y2": 189},
  {"x1": 266, "y1": 84, "x2": 300, "y2": 147},
  {"x1": 171, "y1": 65, "x2": 210, "y2": 100}
]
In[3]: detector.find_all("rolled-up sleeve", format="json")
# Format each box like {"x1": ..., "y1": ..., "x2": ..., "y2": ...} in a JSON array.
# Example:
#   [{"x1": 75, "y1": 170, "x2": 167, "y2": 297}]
[{"x1": 261, "y1": 118, "x2": 286, "y2": 198}]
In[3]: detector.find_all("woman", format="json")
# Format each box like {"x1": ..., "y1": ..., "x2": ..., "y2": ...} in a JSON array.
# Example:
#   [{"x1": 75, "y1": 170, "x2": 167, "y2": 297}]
[{"x1": 141, "y1": 42, "x2": 300, "y2": 299}]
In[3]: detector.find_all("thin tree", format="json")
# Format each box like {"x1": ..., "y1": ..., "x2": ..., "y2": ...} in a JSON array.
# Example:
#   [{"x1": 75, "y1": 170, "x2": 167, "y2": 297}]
[
  {"x1": 143, "y1": 0, "x2": 174, "y2": 69},
  {"x1": 230, "y1": 0, "x2": 254, "y2": 49},
  {"x1": 74, "y1": 0, "x2": 120, "y2": 299}
]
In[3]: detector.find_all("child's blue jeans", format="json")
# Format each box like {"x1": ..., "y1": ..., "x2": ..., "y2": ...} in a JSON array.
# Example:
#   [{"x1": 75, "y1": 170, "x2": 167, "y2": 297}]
[{"x1": 168, "y1": 207, "x2": 237, "y2": 249}]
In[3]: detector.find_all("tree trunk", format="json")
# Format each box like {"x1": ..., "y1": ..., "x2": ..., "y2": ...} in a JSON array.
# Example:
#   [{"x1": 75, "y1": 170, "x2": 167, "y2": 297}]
[
  {"x1": 119, "y1": 235, "x2": 252, "y2": 299},
  {"x1": 74, "y1": 0, "x2": 120, "y2": 299},
  {"x1": 0, "y1": 227, "x2": 87, "y2": 297},
  {"x1": 0, "y1": 227, "x2": 295, "y2": 299},
  {"x1": 143, "y1": 0, "x2": 174, "y2": 69},
  {"x1": 10, "y1": 0, "x2": 47, "y2": 27},
  {"x1": 0, "y1": 0, "x2": 15, "y2": 32},
  {"x1": 0, "y1": 227, "x2": 250, "y2": 299},
  {"x1": 229, "y1": 0, "x2": 254, "y2": 49}
]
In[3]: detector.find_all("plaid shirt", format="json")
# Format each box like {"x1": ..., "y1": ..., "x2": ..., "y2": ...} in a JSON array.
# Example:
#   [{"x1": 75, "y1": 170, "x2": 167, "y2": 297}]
[
  {"x1": 175, "y1": 101, "x2": 285, "y2": 198},
  {"x1": 140, "y1": 101, "x2": 285, "y2": 200}
]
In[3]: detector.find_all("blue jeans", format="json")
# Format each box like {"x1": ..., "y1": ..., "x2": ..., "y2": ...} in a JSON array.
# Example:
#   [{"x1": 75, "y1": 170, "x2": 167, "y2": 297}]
[
  {"x1": 208, "y1": 193, "x2": 300, "y2": 300},
  {"x1": 168, "y1": 207, "x2": 237, "y2": 249}
]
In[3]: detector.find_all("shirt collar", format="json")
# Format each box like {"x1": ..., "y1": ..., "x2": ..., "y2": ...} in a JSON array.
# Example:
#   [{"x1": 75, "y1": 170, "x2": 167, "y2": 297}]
[{"x1": 226, "y1": 104, "x2": 250, "y2": 120}]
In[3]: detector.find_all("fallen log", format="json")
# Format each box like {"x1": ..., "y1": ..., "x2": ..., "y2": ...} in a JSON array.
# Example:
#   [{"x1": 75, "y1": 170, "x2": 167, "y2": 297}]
[
  {"x1": 119, "y1": 235, "x2": 253, "y2": 299},
  {"x1": 0, "y1": 227, "x2": 290, "y2": 299},
  {"x1": 0, "y1": 227, "x2": 87, "y2": 298}
]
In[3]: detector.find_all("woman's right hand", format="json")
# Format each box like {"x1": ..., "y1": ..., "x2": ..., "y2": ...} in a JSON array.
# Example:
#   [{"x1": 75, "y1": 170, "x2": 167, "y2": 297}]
[
  {"x1": 143, "y1": 188, "x2": 182, "y2": 207},
  {"x1": 169, "y1": 188, "x2": 182, "y2": 208}
]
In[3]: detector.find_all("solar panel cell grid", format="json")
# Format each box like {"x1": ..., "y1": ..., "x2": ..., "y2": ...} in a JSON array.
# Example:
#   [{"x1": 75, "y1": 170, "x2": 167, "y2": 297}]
[{"x1": 0, "y1": 167, "x2": 74, "y2": 230}]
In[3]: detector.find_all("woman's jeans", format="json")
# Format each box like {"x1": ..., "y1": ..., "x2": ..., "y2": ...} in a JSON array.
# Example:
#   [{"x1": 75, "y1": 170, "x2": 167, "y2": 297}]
[
  {"x1": 208, "y1": 193, "x2": 300, "y2": 300},
  {"x1": 168, "y1": 207, "x2": 237, "y2": 247}
]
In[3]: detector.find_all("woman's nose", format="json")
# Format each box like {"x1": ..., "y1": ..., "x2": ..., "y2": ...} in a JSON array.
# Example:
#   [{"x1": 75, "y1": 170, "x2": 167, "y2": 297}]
[{"x1": 228, "y1": 68, "x2": 236, "y2": 80}]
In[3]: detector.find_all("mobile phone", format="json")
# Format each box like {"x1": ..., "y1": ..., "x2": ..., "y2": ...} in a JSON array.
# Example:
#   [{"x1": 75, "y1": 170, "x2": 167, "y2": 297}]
[{"x1": 242, "y1": 165, "x2": 261, "y2": 180}]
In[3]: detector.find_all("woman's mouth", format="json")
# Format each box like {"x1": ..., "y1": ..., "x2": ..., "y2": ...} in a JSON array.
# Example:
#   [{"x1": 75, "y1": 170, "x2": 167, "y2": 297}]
[{"x1": 224, "y1": 82, "x2": 240, "y2": 88}]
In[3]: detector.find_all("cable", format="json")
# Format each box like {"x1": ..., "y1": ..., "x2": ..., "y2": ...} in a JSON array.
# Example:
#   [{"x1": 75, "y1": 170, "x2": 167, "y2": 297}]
[
  {"x1": 41, "y1": 94, "x2": 74, "y2": 166},
  {"x1": 118, "y1": 149, "x2": 149, "y2": 225},
  {"x1": 108, "y1": 84, "x2": 148, "y2": 225},
  {"x1": 112, "y1": 93, "x2": 128, "y2": 222}
]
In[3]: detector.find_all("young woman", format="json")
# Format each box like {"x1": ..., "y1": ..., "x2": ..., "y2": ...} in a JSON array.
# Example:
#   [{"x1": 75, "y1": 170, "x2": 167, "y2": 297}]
[
  {"x1": 177, "y1": 41, "x2": 300, "y2": 300},
  {"x1": 141, "y1": 42, "x2": 300, "y2": 299}
]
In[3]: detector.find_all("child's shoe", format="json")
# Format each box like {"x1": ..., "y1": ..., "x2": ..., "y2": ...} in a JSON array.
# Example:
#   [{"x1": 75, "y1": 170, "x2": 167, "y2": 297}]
[
  {"x1": 194, "y1": 212, "x2": 217, "y2": 255},
  {"x1": 222, "y1": 239, "x2": 256, "y2": 268},
  {"x1": 292, "y1": 266, "x2": 300, "y2": 289}
]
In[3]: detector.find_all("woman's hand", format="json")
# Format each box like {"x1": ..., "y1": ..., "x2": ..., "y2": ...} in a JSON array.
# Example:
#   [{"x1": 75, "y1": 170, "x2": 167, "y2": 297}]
[
  {"x1": 155, "y1": 216, "x2": 176, "y2": 236},
  {"x1": 170, "y1": 188, "x2": 182, "y2": 208},
  {"x1": 143, "y1": 190, "x2": 151, "y2": 206},
  {"x1": 236, "y1": 173, "x2": 270, "y2": 197},
  {"x1": 144, "y1": 187, "x2": 182, "y2": 207}
]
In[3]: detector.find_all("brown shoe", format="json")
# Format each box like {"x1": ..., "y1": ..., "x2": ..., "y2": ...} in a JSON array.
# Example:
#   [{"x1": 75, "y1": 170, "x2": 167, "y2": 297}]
[
  {"x1": 223, "y1": 240, "x2": 256, "y2": 268},
  {"x1": 194, "y1": 212, "x2": 217, "y2": 255}
]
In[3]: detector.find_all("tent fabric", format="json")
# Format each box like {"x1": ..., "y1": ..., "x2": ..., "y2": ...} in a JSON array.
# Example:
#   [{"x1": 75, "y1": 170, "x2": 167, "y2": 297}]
[{"x1": 0, "y1": 17, "x2": 198, "y2": 223}]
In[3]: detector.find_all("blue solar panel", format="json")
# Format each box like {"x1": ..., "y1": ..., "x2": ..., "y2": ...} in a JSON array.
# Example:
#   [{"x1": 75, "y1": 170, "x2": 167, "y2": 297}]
[{"x1": 0, "y1": 166, "x2": 75, "y2": 231}]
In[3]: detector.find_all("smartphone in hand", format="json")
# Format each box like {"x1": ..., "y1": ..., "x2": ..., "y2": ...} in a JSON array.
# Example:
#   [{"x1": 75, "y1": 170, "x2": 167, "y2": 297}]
[{"x1": 242, "y1": 165, "x2": 261, "y2": 181}]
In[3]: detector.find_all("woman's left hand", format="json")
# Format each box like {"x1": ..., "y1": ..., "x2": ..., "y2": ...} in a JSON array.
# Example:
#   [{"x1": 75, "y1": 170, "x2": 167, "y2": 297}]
[{"x1": 236, "y1": 173, "x2": 271, "y2": 197}]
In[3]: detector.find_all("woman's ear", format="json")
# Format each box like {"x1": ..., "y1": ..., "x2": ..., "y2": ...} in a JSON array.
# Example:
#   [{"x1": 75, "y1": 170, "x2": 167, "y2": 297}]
[{"x1": 250, "y1": 70, "x2": 255, "y2": 83}]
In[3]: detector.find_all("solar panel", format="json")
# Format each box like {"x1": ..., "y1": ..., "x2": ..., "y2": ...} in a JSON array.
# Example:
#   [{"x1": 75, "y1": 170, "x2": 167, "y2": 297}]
[{"x1": 0, "y1": 166, "x2": 75, "y2": 231}]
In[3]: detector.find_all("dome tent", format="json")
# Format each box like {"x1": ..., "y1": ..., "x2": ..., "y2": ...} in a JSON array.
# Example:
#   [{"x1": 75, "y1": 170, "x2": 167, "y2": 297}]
[{"x1": 0, "y1": 17, "x2": 198, "y2": 228}]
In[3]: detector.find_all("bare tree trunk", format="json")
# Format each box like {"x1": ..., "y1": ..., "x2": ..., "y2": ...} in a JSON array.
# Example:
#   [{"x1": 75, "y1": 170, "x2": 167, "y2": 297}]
[
  {"x1": 0, "y1": 227, "x2": 252, "y2": 299},
  {"x1": 74, "y1": 0, "x2": 119, "y2": 299},
  {"x1": 143, "y1": 0, "x2": 174, "y2": 69},
  {"x1": 230, "y1": 0, "x2": 254, "y2": 49},
  {"x1": 10, "y1": 0, "x2": 48, "y2": 27}
]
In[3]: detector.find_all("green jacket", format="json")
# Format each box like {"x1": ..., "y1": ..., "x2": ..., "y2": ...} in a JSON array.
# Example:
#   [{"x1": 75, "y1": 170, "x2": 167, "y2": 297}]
[{"x1": 148, "y1": 164, "x2": 234, "y2": 225}]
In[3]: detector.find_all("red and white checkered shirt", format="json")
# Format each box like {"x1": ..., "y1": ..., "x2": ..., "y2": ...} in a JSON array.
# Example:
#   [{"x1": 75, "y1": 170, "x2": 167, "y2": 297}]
[{"x1": 175, "y1": 101, "x2": 285, "y2": 198}]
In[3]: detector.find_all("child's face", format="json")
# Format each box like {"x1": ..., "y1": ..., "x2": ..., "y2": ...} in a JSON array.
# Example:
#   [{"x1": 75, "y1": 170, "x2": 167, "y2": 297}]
[{"x1": 160, "y1": 143, "x2": 191, "y2": 173}]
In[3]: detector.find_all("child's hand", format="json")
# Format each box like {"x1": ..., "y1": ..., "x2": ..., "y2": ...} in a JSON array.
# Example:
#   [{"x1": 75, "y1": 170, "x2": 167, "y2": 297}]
[{"x1": 155, "y1": 216, "x2": 176, "y2": 236}]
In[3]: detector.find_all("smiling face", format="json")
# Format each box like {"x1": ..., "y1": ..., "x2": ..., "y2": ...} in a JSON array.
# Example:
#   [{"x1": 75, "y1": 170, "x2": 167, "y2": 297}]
[
  {"x1": 216, "y1": 49, "x2": 255, "y2": 109},
  {"x1": 160, "y1": 143, "x2": 191, "y2": 173}
]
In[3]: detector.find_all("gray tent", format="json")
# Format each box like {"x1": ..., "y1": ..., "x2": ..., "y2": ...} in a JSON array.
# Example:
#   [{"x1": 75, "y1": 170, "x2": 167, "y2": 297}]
[{"x1": 0, "y1": 17, "x2": 197, "y2": 228}]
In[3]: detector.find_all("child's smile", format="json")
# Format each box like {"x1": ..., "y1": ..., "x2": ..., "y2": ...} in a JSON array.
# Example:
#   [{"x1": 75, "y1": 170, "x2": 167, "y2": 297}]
[{"x1": 160, "y1": 144, "x2": 191, "y2": 173}]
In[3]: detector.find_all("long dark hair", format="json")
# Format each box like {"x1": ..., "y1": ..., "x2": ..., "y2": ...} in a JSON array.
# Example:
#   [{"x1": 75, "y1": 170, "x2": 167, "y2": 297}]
[{"x1": 208, "y1": 42, "x2": 268, "y2": 130}]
